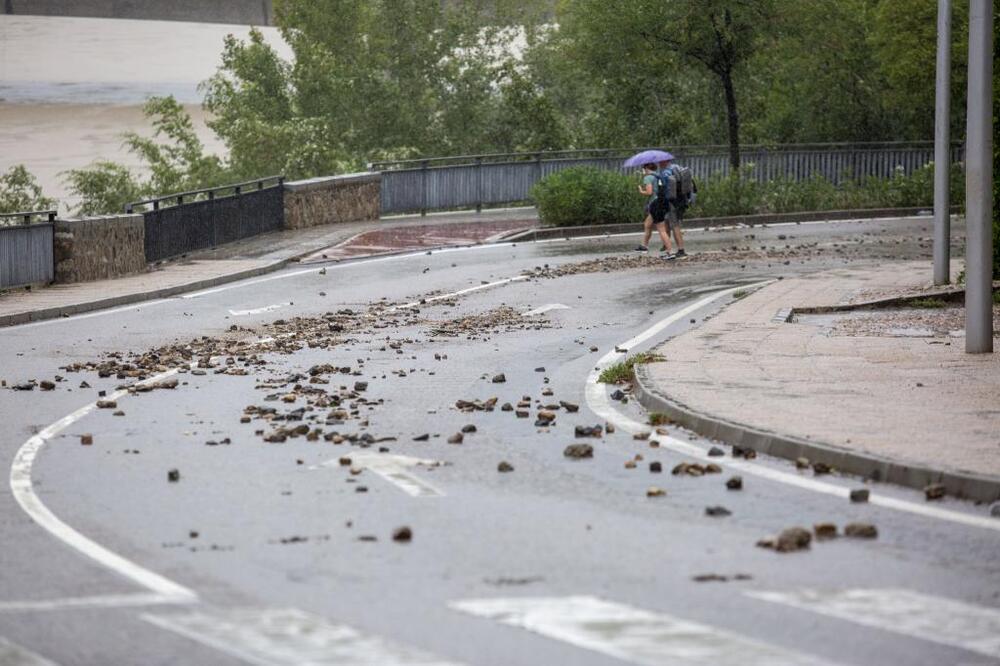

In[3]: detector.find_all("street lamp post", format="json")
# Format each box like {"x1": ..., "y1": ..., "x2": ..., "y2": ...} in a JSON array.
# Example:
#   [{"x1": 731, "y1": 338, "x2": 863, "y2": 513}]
[
  {"x1": 964, "y1": 0, "x2": 994, "y2": 353},
  {"x1": 933, "y1": 0, "x2": 951, "y2": 286}
]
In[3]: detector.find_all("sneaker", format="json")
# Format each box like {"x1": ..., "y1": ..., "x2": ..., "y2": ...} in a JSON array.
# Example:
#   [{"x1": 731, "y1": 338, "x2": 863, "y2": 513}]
[
  {"x1": 663, "y1": 253, "x2": 678, "y2": 261},
  {"x1": 675, "y1": 248, "x2": 687, "y2": 258},
  {"x1": 634, "y1": 245, "x2": 648, "y2": 252}
]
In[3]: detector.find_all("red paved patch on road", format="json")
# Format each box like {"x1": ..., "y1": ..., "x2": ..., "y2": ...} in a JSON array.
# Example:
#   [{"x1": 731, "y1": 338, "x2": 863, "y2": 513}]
[{"x1": 304, "y1": 219, "x2": 535, "y2": 261}]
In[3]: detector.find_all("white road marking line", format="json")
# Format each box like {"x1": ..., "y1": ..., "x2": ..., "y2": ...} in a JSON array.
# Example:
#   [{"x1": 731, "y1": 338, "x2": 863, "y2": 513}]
[
  {"x1": 524, "y1": 303, "x2": 570, "y2": 316},
  {"x1": 450, "y1": 595, "x2": 839, "y2": 666},
  {"x1": 142, "y1": 607, "x2": 462, "y2": 666},
  {"x1": 389, "y1": 275, "x2": 529, "y2": 312},
  {"x1": 228, "y1": 302, "x2": 290, "y2": 316},
  {"x1": 7, "y1": 298, "x2": 173, "y2": 330},
  {"x1": 0, "y1": 637, "x2": 60, "y2": 666},
  {"x1": 586, "y1": 285, "x2": 1000, "y2": 533},
  {"x1": 746, "y1": 588, "x2": 1000, "y2": 659},
  {"x1": 314, "y1": 452, "x2": 445, "y2": 498},
  {"x1": 182, "y1": 243, "x2": 518, "y2": 299},
  {"x1": 9, "y1": 367, "x2": 197, "y2": 602},
  {"x1": 0, "y1": 593, "x2": 188, "y2": 613}
]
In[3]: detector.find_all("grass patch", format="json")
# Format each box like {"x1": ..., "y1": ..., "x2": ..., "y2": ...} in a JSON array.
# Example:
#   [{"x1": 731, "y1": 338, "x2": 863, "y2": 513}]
[
  {"x1": 649, "y1": 412, "x2": 672, "y2": 426},
  {"x1": 909, "y1": 297, "x2": 948, "y2": 309},
  {"x1": 732, "y1": 289, "x2": 749, "y2": 300},
  {"x1": 597, "y1": 351, "x2": 665, "y2": 384}
]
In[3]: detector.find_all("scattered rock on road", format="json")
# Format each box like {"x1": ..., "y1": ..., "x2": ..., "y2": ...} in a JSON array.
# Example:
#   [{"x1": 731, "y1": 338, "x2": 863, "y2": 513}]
[
  {"x1": 39, "y1": 380, "x2": 55, "y2": 391},
  {"x1": 80, "y1": 434, "x2": 93, "y2": 446},
  {"x1": 392, "y1": 526, "x2": 413, "y2": 543},
  {"x1": 646, "y1": 487, "x2": 666, "y2": 497},
  {"x1": 924, "y1": 483, "x2": 946, "y2": 501},
  {"x1": 812, "y1": 461, "x2": 832, "y2": 475},
  {"x1": 491, "y1": 373, "x2": 506, "y2": 383},
  {"x1": 705, "y1": 505, "x2": 731, "y2": 517},
  {"x1": 498, "y1": 461, "x2": 514, "y2": 473},
  {"x1": 850, "y1": 488, "x2": 870, "y2": 503},
  {"x1": 813, "y1": 523, "x2": 838, "y2": 540},
  {"x1": 844, "y1": 523, "x2": 878, "y2": 539},
  {"x1": 795, "y1": 457, "x2": 810, "y2": 469},
  {"x1": 563, "y1": 444, "x2": 593, "y2": 459},
  {"x1": 447, "y1": 433, "x2": 464, "y2": 445},
  {"x1": 96, "y1": 399, "x2": 117, "y2": 409},
  {"x1": 167, "y1": 469, "x2": 180, "y2": 482},
  {"x1": 774, "y1": 527, "x2": 812, "y2": 552},
  {"x1": 708, "y1": 446, "x2": 725, "y2": 457},
  {"x1": 726, "y1": 476, "x2": 743, "y2": 490}
]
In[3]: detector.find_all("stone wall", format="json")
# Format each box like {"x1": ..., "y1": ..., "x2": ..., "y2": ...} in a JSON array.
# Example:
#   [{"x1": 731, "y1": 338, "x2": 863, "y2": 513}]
[
  {"x1": 53, "y1": 215, "x2": 145, "y2": 284},
  {"x1": 283, "y1": 173, "x2": 381, "y2": 230}
]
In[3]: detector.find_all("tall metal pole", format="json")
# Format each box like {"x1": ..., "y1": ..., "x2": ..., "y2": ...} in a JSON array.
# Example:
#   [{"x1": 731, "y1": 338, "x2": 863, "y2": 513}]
[
  {"x1": 933, "y1": 0, "x2": 951, "y2": 285},
  {"x1": 964, "y1": 0, "x2": 994, "y2": 353}
]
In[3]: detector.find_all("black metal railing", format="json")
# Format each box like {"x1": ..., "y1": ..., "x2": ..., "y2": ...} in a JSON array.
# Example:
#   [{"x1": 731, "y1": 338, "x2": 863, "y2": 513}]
[
  {"x1": 125, "y1": 176, "x2": 284, "y2": 213},
  {"x1": 0, "y1": 210, "x2": 57, "y2": 226},
  {"x1": 127, "y1": 176, "x2": 285, "y2": 262}
]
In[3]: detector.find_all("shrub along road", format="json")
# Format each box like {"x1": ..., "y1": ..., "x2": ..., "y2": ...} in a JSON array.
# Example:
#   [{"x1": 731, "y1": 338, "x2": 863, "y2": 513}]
[{"x1": 1, "y1": 216, "x2": 997, "y2": 666}]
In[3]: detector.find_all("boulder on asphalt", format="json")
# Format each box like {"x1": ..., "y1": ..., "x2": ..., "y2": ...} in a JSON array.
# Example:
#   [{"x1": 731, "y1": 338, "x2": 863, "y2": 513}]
[
  {"x1": 96, "y1": 399, "x2": 117, "y2": 409},
  {"x1": 563, "y1": 444, "x2": 593, "y2": 459},
  {"x1": 498, "y1": 461, "x2": 514, "y2": 473},
  {"x1": 775, "y1": 527, "x2": 811, "y2": 552},
  {"x1": 708, "y1": 446, "x2": 725, "y2": 457},
  {"x1": 39, "y1": 380, "x2": 55, "y2": 391},
  {"x1": 491, "y1": 373, "x2": 506, "y2": 383},
  {"x1": 844, "y1": 523, "x2": 878, "y2": 539},
  {"x1": 167, "y1": 469, "x2": 180, "y2": 483},
  {"x1": 447, "y1": 433, "x2": 464, "y2": 445},
  {"x1": 705, "y1": 506, "x2": 731, "y2": 517},
  {"x1": 924, "y1": 483, "x2": 946, "y2": 501},
  {"x1": 849, "y1": 488, "x2": 870, "y2": 503},
  {"x1": 813, "y1": 523, "x2": 838, "y2": 540},
  {"x1": 646, "y1": 487, "x2": 666, "y2": 497},
  {"x1": 726, "y1": 475, "x2": 743, "y2": 490},
  {"x1": 392, "y1": 526, "x2": 412, "y2": 543}
]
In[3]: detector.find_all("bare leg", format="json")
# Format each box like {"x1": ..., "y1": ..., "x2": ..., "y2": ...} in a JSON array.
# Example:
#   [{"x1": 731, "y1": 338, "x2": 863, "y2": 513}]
[
  {"x1": 672, "y1": 225, "x2": 684, "y2": 250},
  {"x1": 641, "y1": 215, "x2": 653, "y2": 248},
  {"x1": 656, "y1": 224, "x2": 672, "y2": 252}
]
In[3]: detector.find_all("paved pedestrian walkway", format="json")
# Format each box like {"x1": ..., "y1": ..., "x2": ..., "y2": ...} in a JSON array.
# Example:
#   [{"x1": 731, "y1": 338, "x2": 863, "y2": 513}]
[
  {"x1": 642, "y1": 261, "x2": 1000, "y2": 485},
  {"x1": 0, "y1": 209, "x2": 538, "y2": 326}
]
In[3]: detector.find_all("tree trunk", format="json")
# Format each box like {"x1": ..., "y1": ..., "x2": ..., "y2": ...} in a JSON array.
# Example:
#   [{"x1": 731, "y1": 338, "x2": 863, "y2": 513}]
[{"x1": 720, "y1": 69, "x2": 741, "y2": 172}]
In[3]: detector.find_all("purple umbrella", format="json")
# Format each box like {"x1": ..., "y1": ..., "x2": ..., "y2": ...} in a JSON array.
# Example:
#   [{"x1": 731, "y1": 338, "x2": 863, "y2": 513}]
[{"x1": 622, "y1": 149, "x2": 675, "y2": 168}]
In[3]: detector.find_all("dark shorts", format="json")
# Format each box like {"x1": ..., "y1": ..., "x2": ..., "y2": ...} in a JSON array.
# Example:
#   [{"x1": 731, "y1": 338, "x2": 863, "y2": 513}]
[{"x1": 647, "y1": 200, "x2": 667, "y2": 225}]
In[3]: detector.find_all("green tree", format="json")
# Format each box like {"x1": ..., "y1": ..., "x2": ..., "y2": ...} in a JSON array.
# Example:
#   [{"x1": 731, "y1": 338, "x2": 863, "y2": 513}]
[
  {"x1": 0, "y1": 165, "x2": 56, "y2": 215},
  {"x1": 63, "y1": 96, "x2": 226, "y2": 215}
]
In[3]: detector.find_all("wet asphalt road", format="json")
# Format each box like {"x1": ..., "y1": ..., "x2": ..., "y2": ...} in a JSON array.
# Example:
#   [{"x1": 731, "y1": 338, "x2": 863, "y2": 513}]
[{"x1": 1, "y1": 216, "x2": 998, "y2": 666}]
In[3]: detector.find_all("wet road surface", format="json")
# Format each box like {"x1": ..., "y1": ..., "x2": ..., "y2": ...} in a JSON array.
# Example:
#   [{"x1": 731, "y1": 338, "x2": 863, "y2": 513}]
[{"x1": 1, "y1": 217, "x2": 998, "y2": 666}]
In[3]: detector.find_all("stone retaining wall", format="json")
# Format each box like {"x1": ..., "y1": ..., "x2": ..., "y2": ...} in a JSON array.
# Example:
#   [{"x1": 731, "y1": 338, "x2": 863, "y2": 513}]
[
  {"x1": 283, "y1": 173, "x2": 381, "y2": 230},
  {"x1": 53, "y1": 215, "x2": 145, "y2": 283}
]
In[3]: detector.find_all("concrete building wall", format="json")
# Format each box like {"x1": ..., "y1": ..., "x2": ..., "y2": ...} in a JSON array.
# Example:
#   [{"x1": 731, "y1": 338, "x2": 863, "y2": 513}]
[
  {"x1": 53, "y1": 215, "x2": 146, "y2": 284},
  {"x1": 4, "y1": 0, "x2": 273, "y2": 25}
]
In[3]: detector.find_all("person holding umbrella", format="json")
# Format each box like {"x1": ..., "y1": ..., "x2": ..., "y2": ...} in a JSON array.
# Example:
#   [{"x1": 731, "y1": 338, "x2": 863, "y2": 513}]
[
  {"x1": 622, "y1": 149, "x2": 676, "y2": 257},
  {"x1": 635, "y1": 162, "x2": 674, "y2": 256}
]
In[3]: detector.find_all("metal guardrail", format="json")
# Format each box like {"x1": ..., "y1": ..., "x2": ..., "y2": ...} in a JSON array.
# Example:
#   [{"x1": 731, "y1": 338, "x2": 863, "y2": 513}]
[
  {"x1": 0, "y1": 210, "x2": 57, "y2": 226},
  {"x1": 372, "y1": 142, "x2": 966, "y2": 215},
  {"x1": 0, "y1": 210, "x2": 55, "y2": 288},
  {"x1": 125, "y1": 176, "x2": 284, "y2": 213},
  {"x1": 133, "y1": 176, "x2": 286, "y2": 262}
]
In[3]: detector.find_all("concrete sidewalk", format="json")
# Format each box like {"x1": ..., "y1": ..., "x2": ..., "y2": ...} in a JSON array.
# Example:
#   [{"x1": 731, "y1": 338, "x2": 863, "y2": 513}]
[
  {"x1": 636, "y1": 261, "x2": 1000, "y2": 502},
  {"x1": 0, "y1": 209, "x2": 538, "y2": 327}
]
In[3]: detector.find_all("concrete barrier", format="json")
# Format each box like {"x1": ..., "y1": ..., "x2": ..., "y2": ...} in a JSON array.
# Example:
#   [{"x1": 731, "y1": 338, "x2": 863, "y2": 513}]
[
  {"x1": 54, "y1": 214, "x2": 145, "y2": 283},
  {"x1": 283, "y1": 173, "x2": 381, "y2": 230}
]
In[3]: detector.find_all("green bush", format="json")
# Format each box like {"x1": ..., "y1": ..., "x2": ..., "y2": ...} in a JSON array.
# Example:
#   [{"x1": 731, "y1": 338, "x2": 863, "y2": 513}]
[
  {"x1": 531, "y1": 166, "x2": 644, "y2": 227},
  {"x1": 0, "y1": 165, "x2": 56, "y2": 214}
]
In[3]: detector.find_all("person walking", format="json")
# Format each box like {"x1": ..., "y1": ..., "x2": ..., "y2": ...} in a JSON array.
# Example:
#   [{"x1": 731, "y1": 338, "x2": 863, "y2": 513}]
[
  {"x1": 634, "y1": 163, "x2": 674, "y2": 256},
  {"x1": 657, "y1": 158, "x2": 696, "y2": 258}
]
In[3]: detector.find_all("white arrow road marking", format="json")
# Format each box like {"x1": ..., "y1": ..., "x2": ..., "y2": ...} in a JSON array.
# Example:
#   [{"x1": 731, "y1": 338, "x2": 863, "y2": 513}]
[
  {"x1": 0, "y1": 637, "x2": 60, "y2": 666},
  {"x1": 143, "y1": 607, "x2": 463, "y2": 666},
  {"x1": 746, "y1": 588, "x2": 1000, "y2": 659},
  {"x1": 313, "y1": 452, "x2": 445, "y2": 497},
  {"x1": 586, "y1": 283, "x2": 1000, "y2": 533},
  {"x1": 450, "y1": 596, "x2": 840, "y2": 666},
  {"x1": 228, "y1": 302, "x2": 290, "y2": 316},
  {"x1": 524, "y1": 303, "x2": 570, "y2": 316}
]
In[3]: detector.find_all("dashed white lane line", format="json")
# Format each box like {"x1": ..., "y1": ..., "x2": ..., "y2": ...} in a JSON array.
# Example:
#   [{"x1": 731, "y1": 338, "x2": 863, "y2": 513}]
[
  {"x1": 313, "y1": 452, "x2": 445, "y2": 498},
  {"x1": 142, "y1": 607, "x2": 463, "y2": 666},
  {"x1": 0, "y1": 593, "x2": 187, "y2": 613},
  {"x1": 524, "y1": 303, "x2": 570, "y2": 316},
  {"x1": 587, "y1": 284, "x2": 1000, "y2": 533},
  {"x1": 0, "y1": 637, "x2": 60, "y2": 666},
  {"x1": 389, "y1": 275, "x2": 529, "y2": 312},
  {"x1": 450, "y1": 595, "x2": 839, "y2": 666},
  {"x1": 746, "y1": 588, "x2": 1000, "y2": 659},
  {"x1": 228, "y1": 302, "x2": 290, "y2": 316}
]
